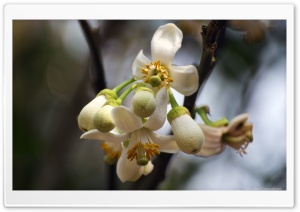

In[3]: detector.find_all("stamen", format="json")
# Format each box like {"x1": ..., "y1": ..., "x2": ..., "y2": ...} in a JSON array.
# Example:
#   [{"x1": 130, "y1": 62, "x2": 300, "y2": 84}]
[
  {"x1": 237, "y1": 141, "x2": 249, "y2": 157},
  {"x1": 141, "y1": 60, "x2": 173, "y2": 87},
  {"x1": 101, "y1": 142, "x2": 120, "y2": 159},
  {"x1": 127, "y1": 142, "x2": 160, "y2": 166},
  {"x1": 141, "y1": 68, "x2": 148, "y2": 74}
]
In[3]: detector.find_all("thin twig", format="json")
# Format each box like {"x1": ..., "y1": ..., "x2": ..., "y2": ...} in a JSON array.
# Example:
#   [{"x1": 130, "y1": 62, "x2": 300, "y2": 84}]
[
  {"x1": 79, "y1": 20, "x2": 115, "y2": 189},
  {"x1": 79, "y1": 20, "x2": 106, "y2": 91},
  {"x1": 184, "y1": 20, "x2": 227, "y2": 118}
]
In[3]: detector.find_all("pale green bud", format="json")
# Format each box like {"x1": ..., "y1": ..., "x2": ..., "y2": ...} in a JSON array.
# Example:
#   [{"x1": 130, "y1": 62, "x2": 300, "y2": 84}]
[
  {"x1": 149, "y1": 75, "x2": 162, "y2": 87},
  {"x1": 132, "y1": 91, "x2": 156, "y2": 118},
  {"x1": 78, "y1": 95, "x2": 107, "y2": 132},
  {"x1": 93, "y1": 105, "x2": 115, "y2": 132},
  {"x1": 168, "y1": 107, "x2": 204, "y2": 154}
]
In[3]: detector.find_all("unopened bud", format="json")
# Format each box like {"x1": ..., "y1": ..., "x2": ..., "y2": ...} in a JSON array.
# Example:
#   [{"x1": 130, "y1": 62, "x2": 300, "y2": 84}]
[
  {"x1": 77, "y1": 95, "x2": 107, "y2": 132},
  {"x1": 132, "y1": 91, "x2": 156, "y2": 118},
  {"x1": 168, "y1": 107, "x2": 204, "y2": 154},
  {"x1": 149, "y1": 75, "x2": 162, "y2": 87},
  {"x1": 93, "y1": 105, "x2": 115, "y2": 132}
]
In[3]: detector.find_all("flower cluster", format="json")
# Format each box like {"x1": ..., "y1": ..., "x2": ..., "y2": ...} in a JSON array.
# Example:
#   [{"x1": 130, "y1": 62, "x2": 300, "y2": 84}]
[{"x1": 78, "y1": 23, "x2": 254, "y2": 182}]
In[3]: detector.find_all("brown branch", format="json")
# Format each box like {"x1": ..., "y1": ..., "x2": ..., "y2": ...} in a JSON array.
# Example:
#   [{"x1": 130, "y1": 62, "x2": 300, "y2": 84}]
[
  {"x1": 79, "y1": 20, "x2": 106, "y2": 91},
  {"x1": 79, "y1": 21, "x2": 116, "y2": 189},
  {"x1": 184, "y1": 20, "x2": 227, "y2": 117}
]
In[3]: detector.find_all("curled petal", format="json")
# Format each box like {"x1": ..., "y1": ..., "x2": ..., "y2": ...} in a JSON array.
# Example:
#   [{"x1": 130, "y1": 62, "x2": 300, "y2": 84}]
[
  {"x1": 111, "y1": 106, "x2": 143, "y2": 133},
  {"x1": 169, "y1": 65, "x2": 199, "y2": 96},
  {"x1": 151, "y1": 23, "x2": 183, "y2": 66},
  {"x1": 132, "y1": 50, "x2": 151, "y2": 80},
  {"x1": 226, "y1": 113, "x2": 249, "y2": 134},
  {"x1": 195, "y1": 125, "x2": 226, "y2": 157},
  {"x1": 149, "y1": 131, "x2": 180, "y2": 153},
  {"x1": 144, "y1": 87, "x2": 168, "y2": 131},
  {"x1": 80, "y1": 129, "x2": 129, "y2": 143}
]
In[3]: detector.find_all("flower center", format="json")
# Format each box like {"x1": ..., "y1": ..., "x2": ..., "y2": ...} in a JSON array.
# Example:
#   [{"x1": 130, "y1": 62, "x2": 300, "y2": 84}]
[
  {"x1": 101, "y1": 142, "x2": 121, "y2": 161},
  {"x1": 127, "y1": 141, "x2": 160, "y2": 166},
  {"x1": 141, "y1": 60, "x2": 173, "y2": 88}
]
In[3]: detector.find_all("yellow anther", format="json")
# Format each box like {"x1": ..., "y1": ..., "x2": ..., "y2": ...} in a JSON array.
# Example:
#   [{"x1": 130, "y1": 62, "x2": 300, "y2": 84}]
[
  {"x1": 127, "y1": 142, "x2": 160, "y2": 164},
  {"x1": 141, "y1": 68, "x2": 148, "y2": 74},
  {"x1": 101, "y1": 142, "x2": 121, "y2": 159},
  {"x1": 141, "y1": 60, "x2": 173, "y2": 87}
]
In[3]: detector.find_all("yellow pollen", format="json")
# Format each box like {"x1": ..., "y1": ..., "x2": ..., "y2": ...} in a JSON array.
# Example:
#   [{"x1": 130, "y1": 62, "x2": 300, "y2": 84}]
[
  {"x1": 101, "y1": 142, "x2": 121, "y2": 159},
  {"x1": 141, "y1": 68, "x2": 148, "y2": 74},
  {"x1": 141, "y1": 60, "x2": 173, "y2": 87},
  {"x1": 127, "y1": 142, "x2": 160, "y2": 161}
]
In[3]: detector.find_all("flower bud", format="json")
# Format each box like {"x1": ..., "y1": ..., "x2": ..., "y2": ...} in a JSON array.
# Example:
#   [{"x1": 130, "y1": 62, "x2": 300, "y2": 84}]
[
  {"x1": 77, "y1": 89, "x2": 118, "y2": 132},
  {"x1": 149, "y1": 75, "x2": 162, "y2": 87},
  {"x1": 93, "y1": 105, "x2": 115, "y2": 132},
  {"x1": 168, "y1": 106, "x2": 205, "y2": 154},
  {"x1": 132, "y1": 90, "x2": 156, "y2": 118},
  {"x1": 77, "y1": 95, "x2": 107, "y2": 132}
]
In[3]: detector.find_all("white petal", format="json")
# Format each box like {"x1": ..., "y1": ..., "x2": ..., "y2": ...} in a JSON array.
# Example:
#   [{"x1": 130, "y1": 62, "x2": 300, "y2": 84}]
[
  {"x1": 132, "y1": 50, "x2": 151, "y2": 80},
  {"x1": 142, "y1": 161, "x2": 154, "y2": 175},
  {"x1": 144, "y1": 87, "x2": 168, "y2": 131},
  {"x1": 169, "y1": 65, "x2": 199, "y2": 96},
  {"x1": 80, "y1": 129, "x2": 129, "y2": 143},
  {"x1": 117, "y1": 149, "x2": 144, "y2": 182},
  {"x1": 111, "y1": 106, "x2": 143, "y2": 133},
  {"x1": 195, "y1": 125, "x2": 225, "y2": 157},
  {"x1": 151, "y1": 23, "x2": 183, "y2": 66},
  {"x1": 149, "y1": 131, "x2": 180, "y2": 153}
]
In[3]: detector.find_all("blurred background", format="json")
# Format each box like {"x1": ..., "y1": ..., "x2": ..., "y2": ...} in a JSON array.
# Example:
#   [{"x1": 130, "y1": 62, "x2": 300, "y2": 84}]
[{"x1": 13, "y1": 20, "x2": 286, "y2": 190}]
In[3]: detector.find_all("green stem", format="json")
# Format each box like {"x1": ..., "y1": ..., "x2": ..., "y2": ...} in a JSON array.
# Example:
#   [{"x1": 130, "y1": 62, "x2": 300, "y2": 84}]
[
  {"x1": 117, "y1": 83, "x2": 138, "y2": 103},
  {"x1": 195, "y1": 106, "x2": 213, "y2": 125},
  {"x1": 168, "y1": 88, "x2": 179, "y2": 108},
  {"x1": 212, "y1": 118, "x2": 229, "y2": 127},
  {"x1": 195, "y1": 106, "x2": 229, "y2": 127},
  {"x1": 113, "y1": 78, "x2": 136, "y2": 94}
]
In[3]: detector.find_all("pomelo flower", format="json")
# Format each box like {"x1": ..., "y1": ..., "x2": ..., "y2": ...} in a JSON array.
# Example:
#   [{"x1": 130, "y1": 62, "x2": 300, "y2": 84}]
[
  {"x1": 80, "y1": 87, "x2": 180, "y2": 182},
  {"x1": 132, "y1": 23, "x2": 199, "y2": 96}
]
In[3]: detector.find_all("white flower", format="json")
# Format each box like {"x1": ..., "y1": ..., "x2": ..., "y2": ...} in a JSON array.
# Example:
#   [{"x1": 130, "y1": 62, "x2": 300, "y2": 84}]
[
  {"x1": 195, "y1": 113, "x2": 253, "y2": 157},
  {"x1": 81, "y1": 87, "x2": 180, "y2": 182},
  {"x1": 132, "y1": 23, "x2": 199, "y2": 96}
]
